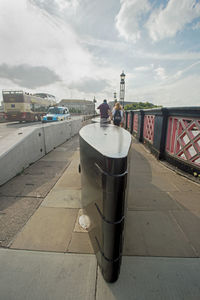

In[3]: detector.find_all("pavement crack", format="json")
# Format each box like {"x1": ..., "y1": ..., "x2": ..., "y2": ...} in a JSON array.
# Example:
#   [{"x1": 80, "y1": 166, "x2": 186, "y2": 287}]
[
  {"x1": 169, "y1": 210, "x2": 198, "y2": 257},
  {"x1": 94, "y1": 261, "x2": 98, "y2": 300}
]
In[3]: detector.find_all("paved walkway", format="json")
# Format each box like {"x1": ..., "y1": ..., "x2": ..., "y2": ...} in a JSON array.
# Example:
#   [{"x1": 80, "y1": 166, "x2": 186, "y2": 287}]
[{"x1": 0, "y1": 134, "x2": 200, "y2": 299}]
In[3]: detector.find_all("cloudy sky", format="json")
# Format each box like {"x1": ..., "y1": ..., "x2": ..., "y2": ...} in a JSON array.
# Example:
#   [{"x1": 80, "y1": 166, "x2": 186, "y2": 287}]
[{"x1": 0, "y1": 0, "x2": 200, "y2": 107}]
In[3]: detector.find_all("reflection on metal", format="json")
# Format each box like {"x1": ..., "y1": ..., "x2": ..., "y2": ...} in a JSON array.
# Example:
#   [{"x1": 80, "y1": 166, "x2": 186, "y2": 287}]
[
  {"x1": 91, "y1": 117, "x2": 101, "y2": 123},
  {"x1": 79, "y1": 123, "x2": 132, "y2": 282},
  {"x1": 91, "y1": 117, "x2": 111, "y2": 126}
]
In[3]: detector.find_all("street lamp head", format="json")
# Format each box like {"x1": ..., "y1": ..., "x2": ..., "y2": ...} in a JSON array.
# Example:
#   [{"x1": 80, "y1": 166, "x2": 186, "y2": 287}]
[{"x1": 120, "y1": 71, "x2": 126, "y2": 81}]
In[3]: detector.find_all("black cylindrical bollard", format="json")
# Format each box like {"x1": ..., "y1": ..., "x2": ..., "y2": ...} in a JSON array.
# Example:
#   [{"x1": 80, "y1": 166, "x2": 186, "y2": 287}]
[{"x1": 79, "y1": 123, "x2": 132, "y2": 282}]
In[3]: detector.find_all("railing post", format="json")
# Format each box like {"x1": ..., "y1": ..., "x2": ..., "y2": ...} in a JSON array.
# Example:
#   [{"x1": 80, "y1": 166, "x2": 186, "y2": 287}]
[
  {"x1": 142, "y1": 108, "x2": 168, "y2": 159},
  {"x1": 125, "y1": 111, "x2": 128, "y2": 129},
  {"x1": 153, "y1": 108, "x2": 168, "y2": 159},
  {"x1": 138, "y1": 110, "x2": 144, "y2": 142},
  {"x1": 130, "y1": 111, "x2": 134, "y2": 134},
  {"x1": 126, "y1": 111, "x2": 133, "y2": 132}
]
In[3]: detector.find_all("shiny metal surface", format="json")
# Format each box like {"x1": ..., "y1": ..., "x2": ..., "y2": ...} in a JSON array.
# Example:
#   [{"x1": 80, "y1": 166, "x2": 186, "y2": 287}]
[
  {"x1": 79, "y1": 123, "x2": 132, "y2": 282},
  {"x1": 80, "y1": 123, "x2": 131, "y2": 159}
]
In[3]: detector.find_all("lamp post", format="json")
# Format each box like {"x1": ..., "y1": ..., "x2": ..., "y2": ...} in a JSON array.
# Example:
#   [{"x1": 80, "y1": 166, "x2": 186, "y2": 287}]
[
  {"x1": 113, "y1": 92, "x2": 117, "y2": 104},
  {"x1": 93, "y1": 96, "x2": 97, "y2": 115},
  {"x1": 120, "y1": 71, "x2": 126, "y2": 108}
]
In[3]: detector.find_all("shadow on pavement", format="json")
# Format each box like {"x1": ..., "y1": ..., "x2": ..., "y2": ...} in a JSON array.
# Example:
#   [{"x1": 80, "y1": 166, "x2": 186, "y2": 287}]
[{"x1": 124, "y1": 140, "x2": 200, "y2": 257}]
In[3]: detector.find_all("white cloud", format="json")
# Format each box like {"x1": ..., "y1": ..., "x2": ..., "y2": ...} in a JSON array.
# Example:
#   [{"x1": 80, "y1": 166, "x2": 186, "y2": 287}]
[
  {"x1": 56, "y1": 0, "x2": 79, "y2": 11},
  {"x1": 115, "y1": 0, "x2": 151, "y2": 41},
  {"x1": 83, "y1": 36, "x2": 128, "y2": 53},
  {"x1": 192, "y1": 21, "x2": 200, "y2": 30},
  {"x1": 0, "y1": 0, "x2": 116, "y2": 99},
  {"x1": 0, "y1": 0, "x2": 90, "y2": 76},
  {"x1": 0, "y1": 0, "x2": 200, "y2": 107},
  {"x1": 160, "y1": 75, "x2": 200, "y2": 106},
  {"x1": 154, "y1": 67, "x2": 167, "y2": 80},
  {"x1": 146, "y1": 0, "x2": 200, "y2": 41},
  {"x1": 135, "y1": 51, "x2": 200, "y2": 61},
  {"x1": 29, "y1": 0, "x2": 80, "y2": 16},
  {"x1": 174, "y1": 60, "x2": 200, "y2": 79},
  {"x1": 126, "y1": 74, "x2": 200, "y2": 107},
  {"x1": 134, "y1": 65, "x2": 153, "y2": 72},
  {"x1": 0, "y1": 0, "x2": 130, "y2": 103}
]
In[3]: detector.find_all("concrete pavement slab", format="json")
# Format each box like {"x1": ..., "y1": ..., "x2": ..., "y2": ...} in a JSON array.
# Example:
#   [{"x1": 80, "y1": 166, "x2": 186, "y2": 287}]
[
  {"x1": 151, "y1": 174, "x2": 181, "y2": 191},
  {"x1": 10, "y1": 207, "x2": 78, "y2": 252},
  {"x1": 131, "y1": 174, "x2": 179, "y2": 192},
  {"x1": 55, "y1": 171, "x2": 81, "y2": 189},
  {"x1": 128, "y1": 190, "x2": 181, "y2": 211},
  {"x1": 56, "y1": 150, "x2": 80, "y2": 181},
  {"x1": 40, "y1": 136, "x2": 79, "y2": 162},
  {"x1": 45, "y1": 151, "x2": 81, "y2": 190},
  {"x1": 41, "y1": 189, "x2": 82, "y2": 208},
  {"x1": 0, "y1": 196, "x2": 43, "y2": 247},
  {"x1": 48, "y1": 135, "x2": 79, "y2": 150},
  {"x1": 96, "y1": 256, "x2": 200, "y2": 300},
  {"x1": 168, "y1": 191, "x2": 200, "y2": 211},
  {"x1": 171, "y1": 210, "x2": 200, "y2": 256},
  {"x1": 0, "y1": 249, "x2": 97, "y2": 300},
  {"x1": 169, "y1": 175, "x2": 200, "y2": 192},
  {"x1": 0, "y1": 161, "x2": 69, "y2": 198},
  {"x1": 41, "y1": 151, "x2": 81, "y2": 208},
  {"x1": 67, "y1": 232, "x2": 94, "y2": 254},
  {"x1": 39, "y1": 149, "x2": 73, "y2": 161},
  {"x1": 124, "y1": 210, "x2": 196, "y2": 257},
  {"x1": 130, "y1": 151, "x2": 169, "y2": 175}
]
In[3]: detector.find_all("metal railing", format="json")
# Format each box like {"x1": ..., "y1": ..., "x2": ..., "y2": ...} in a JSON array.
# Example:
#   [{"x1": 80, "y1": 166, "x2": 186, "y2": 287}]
[{"x1": 125, "y1": 107, "x2": 200, "y2": 175}]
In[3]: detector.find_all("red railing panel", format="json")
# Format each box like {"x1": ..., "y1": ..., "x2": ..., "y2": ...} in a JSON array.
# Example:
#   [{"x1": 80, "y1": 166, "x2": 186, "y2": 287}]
[
  {"x1": 166, "y1": 117, "x2": 200, "y2": 167},
  {"x1": 133, "y1": 114, "x2": 138, "y2": 133},
  {"x1": 143, "y1": 115, "x2": 155, "y2": 144},
  {"x1": 127, "y1": 113, "x2": 130, "y2": 129}
]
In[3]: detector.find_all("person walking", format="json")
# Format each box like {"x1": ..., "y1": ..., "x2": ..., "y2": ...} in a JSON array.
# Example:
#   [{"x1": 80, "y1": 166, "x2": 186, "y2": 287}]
[
  {"x1": 97, "y1": 99, "x2": 111, "y2": 124},
  {"x1": 112, "y1": 102, "x2": 124, "y2": 127}
]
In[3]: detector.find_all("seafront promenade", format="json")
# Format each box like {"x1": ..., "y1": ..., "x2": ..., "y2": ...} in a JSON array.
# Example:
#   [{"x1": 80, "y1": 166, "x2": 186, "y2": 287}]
[{"x1": 0, "y1": 133, "x2": 200, "y2": 299}]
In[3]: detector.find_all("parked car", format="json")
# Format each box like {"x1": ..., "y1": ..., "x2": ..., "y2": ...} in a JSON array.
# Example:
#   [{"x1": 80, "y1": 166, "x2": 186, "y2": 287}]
[{"x1": 42, "y1": 106, "x2": 70, "y2": 123}]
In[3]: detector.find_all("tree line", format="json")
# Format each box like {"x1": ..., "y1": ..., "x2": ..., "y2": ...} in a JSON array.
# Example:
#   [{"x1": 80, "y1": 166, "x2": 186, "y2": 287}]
[{"x1": 124, "y1": 102, "x2": 162, "y2": 111}]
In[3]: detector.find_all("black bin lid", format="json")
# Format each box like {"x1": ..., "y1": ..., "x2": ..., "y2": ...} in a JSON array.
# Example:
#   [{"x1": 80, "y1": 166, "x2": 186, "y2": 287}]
[{"x1": 79, "y1": 123, "x2": 131, "y2": 159}]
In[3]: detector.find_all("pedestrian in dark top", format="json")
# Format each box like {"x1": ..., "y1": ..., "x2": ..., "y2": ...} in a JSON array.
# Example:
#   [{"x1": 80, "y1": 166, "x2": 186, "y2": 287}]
[{"x1": 97, "y1": 99, "x2": 111, "y2": 124}]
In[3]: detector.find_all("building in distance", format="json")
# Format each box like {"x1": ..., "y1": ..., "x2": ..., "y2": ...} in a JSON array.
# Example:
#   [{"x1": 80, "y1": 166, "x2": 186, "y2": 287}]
[{"x1": 59, "y1": 99, "x2": 95, "y2": 115}]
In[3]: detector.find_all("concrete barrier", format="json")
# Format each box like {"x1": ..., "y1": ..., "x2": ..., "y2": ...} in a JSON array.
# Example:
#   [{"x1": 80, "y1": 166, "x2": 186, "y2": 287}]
[
  {"x1": 71, "y1": 118, "x2": 82, "y2": 137},
  {"x1": 42, "y1": 120, "x2": 72, "y2": 154},
  {"x1": 0, "y1": 117, "x2": 83, "y2": 186},
  {"x1": 0, "y1": 127, "x2": 45, "y2": 185}
]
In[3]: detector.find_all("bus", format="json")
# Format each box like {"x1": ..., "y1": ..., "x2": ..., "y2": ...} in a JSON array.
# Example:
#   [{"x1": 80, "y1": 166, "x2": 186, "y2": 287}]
[{"x1": 2, "y1": 90, "x2": 56, "y2": 122}]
